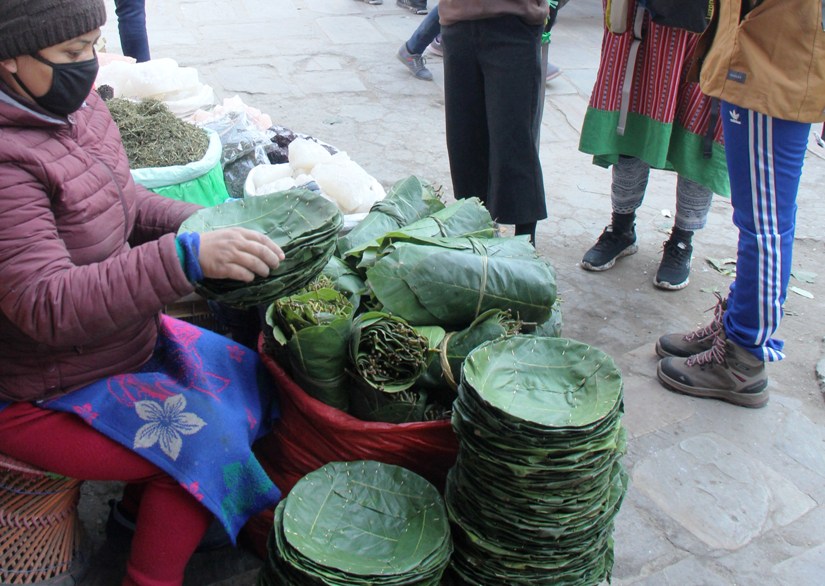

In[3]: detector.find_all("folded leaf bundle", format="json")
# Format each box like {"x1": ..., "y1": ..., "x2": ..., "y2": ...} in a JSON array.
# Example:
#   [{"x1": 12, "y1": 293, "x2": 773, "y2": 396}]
[
  {"x1": 266, "y1": 288, "x2": 354, "y2": 410},
  {"x1": 367, "y1": 237, "x2": 557, "y2": 327},
  {"x1": 346, "y1": 197, "x2": 496, "y2": 268},
  {"x1": 418, "y1": 309, "x2": 522, "y2": 402},
  {"x1": 349, "y1": 311, "x2": 429, "y2": 394},
  {"x1": 178, "y1": 189, "x2": 343, "y2": 308},
  {"x1": 337, "y1": 175, "x2": 444, "y2": 256}
]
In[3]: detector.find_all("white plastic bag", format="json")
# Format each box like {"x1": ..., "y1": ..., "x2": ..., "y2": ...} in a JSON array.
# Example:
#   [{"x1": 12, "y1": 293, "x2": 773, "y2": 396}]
[{"x1": 96, "y1": 58, "x2": 215, "y2": 117}]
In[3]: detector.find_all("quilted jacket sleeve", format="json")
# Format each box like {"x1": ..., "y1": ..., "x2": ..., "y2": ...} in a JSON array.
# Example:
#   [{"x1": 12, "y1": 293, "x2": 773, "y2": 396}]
[{"x1": 0, "y1": 165, "x2": 194, "y2": 348}]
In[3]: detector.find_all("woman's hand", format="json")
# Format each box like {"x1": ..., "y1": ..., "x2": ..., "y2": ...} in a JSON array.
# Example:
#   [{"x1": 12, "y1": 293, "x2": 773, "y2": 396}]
[{"x1": 198, "y1": 228, "x2": 285, "y2": 282}]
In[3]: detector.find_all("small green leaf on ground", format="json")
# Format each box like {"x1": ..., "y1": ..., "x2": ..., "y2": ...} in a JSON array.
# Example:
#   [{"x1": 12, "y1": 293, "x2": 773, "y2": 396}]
[
  {"x1": 791, "y1": 270, "x2": 817, "y2": 284},
  {"x1": 788, "y1": 285, "x2": 814, "y2": 299},
  {"x1": 706, "y1": 257, "x2": 737, "y2": 277}
]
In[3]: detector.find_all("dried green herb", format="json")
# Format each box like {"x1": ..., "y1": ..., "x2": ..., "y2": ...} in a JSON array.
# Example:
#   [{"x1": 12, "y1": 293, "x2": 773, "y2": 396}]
[{"x1": 107, "y1": 98, "x2": 209, "y2": 169}]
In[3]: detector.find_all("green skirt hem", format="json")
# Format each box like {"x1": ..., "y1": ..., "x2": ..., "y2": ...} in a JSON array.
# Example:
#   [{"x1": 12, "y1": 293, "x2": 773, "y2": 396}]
[{"x1": 579, "y1": 109, "x2": 730, "y2": 197}]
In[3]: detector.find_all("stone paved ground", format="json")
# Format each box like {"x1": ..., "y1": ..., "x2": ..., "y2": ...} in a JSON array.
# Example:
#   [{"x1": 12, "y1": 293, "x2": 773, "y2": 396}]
[{"x1": 73, "y1": 1, "x2": 825, "y2": 583}]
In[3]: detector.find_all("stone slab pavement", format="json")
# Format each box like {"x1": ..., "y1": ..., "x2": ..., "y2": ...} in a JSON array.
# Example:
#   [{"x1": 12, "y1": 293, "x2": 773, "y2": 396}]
[{"x1": 73, "y1": 0, "x2": 825, "y2": 583}]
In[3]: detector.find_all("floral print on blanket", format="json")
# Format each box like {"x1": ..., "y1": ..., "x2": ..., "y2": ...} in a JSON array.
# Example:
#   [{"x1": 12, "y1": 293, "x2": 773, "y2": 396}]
[
  {"x1": 43, "y1": 315, "x2": 282, "y2": 541},
  {"x1": 134, "y1": 394, "x2": 207, "y2": 461}
]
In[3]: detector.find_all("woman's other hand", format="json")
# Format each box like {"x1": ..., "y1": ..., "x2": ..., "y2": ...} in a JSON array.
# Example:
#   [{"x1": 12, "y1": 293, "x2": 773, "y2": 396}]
[{"x1": 198, "y1": 228, "x2": 285, "y2": 282}]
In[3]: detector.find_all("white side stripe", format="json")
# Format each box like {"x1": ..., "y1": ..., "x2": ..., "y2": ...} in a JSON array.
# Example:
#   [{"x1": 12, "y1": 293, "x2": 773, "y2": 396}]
[{"x1": 748, "y1": 110, "x2": 781, "y2": 356}]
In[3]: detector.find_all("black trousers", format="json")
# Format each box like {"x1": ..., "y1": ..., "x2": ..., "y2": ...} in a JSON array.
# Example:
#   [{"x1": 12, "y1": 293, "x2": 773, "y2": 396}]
[{"x1": 442, "y1": 16, "x2": 547, "y2": 225}]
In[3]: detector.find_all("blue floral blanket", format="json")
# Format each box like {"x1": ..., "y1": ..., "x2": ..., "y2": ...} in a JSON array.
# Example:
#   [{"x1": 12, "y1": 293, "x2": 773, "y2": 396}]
[{"x1": 43, "y1": 315, "x2": 281, "y2": 542}]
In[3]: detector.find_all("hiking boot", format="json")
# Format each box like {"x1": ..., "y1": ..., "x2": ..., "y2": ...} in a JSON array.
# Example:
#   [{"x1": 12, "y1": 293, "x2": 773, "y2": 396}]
[
  {"x1": 580, "y1": 225, "x2": 637, "y2": 271},
  {"x1": 397, "y1": 0, "x2": 428, "y2": 14},
  {"x1": 656, "y1": 293, "x2": 726, "y2": 358},
  {"x1": 428, "y1": 34, "x2": 443, "y2": 57},
  {"x1": 397, "y1": 43, "x2": 433, "y2": 80},
  {"x1": 657, "y1": 330, "x2": 769, "y2": 408},
  {"x1": 654, "y1": 234, "x2": 693, "y2": 290}
]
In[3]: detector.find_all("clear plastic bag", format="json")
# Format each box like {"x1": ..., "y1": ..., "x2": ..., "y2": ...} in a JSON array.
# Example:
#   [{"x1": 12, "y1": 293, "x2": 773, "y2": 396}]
[{"x1": 200, "y1": 112, "x2": 277, "y2": 197}]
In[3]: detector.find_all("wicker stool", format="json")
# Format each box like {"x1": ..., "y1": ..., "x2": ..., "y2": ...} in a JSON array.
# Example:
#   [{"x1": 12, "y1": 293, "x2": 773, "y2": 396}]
[{"x1": 0, "y1": 454, "x2": 84, "y2": 585}]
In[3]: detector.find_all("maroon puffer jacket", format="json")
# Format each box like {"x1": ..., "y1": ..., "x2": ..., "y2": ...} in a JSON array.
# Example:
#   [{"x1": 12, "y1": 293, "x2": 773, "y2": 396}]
[{"x1": 0, "y1": 87, "x2": 202, "y2": 402}]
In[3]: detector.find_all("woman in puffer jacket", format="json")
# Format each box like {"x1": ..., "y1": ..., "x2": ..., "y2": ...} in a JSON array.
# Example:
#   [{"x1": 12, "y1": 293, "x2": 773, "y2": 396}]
[{"x1": 0, "y1": 1, "x2": 285, "y2": 584}]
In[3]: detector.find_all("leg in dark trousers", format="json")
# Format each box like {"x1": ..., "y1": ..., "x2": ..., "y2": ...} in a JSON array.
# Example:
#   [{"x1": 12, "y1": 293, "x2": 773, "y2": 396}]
[{"x1": 442, "y1": 16, "x2": 546, "y2": 227}]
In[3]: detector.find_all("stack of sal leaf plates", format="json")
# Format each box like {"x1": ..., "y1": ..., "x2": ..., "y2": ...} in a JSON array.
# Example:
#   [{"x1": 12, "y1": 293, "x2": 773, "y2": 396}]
[
  {"x1": 179, "y1": 188, "x2": 343, "y2": 308},
  {"x1": 258, "y1": 460, "x2": 452, "y2": 585},
  {"x1": 446, "y1": 335, "x2": 628, "y2": 586}
]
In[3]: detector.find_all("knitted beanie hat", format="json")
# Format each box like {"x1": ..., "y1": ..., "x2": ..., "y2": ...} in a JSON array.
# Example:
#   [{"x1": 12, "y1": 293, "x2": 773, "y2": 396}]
[{"x1": 0, "y1": 0, "x2": 106, "y2": 61}]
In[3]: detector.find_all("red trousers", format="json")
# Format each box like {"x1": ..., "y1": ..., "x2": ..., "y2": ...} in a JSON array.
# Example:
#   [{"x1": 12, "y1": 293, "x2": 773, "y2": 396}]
[{"x1": 0, "y1": 402, "x2": 212, "y2": 586}]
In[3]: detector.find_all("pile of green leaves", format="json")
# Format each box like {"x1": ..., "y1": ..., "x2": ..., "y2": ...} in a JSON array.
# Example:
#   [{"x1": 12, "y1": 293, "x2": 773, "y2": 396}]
[
  {"x1": 179, "y1": 189, "x2": 343, "y2": 308},
  {"x1": 319, "y1": 256, "x2": 367, "y2": 307},
  {"x1": 248, "y1": 180, "x2": 565, "y2": 424},
  {"x1": 107, "y1": 98, "x2": 209, "y2": 168},
  {"x1": 258, "y1": 461, "x2": 452, "y2": 585},
  {"x1": 447, "y1": 336, "x2": 627, "y2": 585}
]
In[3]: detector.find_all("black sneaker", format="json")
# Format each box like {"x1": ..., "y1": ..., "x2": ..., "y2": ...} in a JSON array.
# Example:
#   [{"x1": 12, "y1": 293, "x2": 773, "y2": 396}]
[
  {"x1": 654, "y1": 236, "x2": 693, "y2": 290},
  {"x1": 580, "y1": 225, "x2": 637, "y2": 271},
  {"x1": 397, "y1": 0, "x2": 428, "y2": 14}
]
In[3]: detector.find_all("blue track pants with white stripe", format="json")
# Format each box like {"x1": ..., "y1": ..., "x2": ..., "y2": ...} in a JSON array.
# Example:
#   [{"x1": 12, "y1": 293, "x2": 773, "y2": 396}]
[{"x1": 721, "y1": 102, "x2": 811, "y2": 362}]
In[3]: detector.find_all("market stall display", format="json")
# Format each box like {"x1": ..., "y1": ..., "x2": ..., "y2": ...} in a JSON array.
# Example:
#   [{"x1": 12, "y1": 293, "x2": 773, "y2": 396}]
[
  {"x1": 94, "y1": 57, "x2": 625, "y2": 586},
  {"x1": 446, "y1": 336, "x2": 628, "y2": 586},
  {"x1": 257, "y1": 461, "x2": 452, "y2": 585}
]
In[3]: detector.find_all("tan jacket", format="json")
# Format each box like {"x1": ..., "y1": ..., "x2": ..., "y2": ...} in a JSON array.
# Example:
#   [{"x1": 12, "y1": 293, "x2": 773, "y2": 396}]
[
  {"x1": 699, "y1": 0, "x2": 825, "y2": 122},
  {"x1": 439, "y1": 0, "x2": 549, "y2": 26}
]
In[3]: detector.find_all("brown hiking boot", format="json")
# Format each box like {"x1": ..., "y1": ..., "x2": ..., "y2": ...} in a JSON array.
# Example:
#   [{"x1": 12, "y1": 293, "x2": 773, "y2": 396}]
[
  {"x1": 657, "y1": 329, "x2": 769, "y2": 408},
  {"x1": 655, "y1": 293, "x2": 726, "y2": 358}
]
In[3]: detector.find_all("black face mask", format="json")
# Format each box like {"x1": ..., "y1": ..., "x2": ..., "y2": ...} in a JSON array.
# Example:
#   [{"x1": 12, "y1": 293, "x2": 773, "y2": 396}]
[{"x1": 12, "y1": 52, "x2": 99, "y2": 116}]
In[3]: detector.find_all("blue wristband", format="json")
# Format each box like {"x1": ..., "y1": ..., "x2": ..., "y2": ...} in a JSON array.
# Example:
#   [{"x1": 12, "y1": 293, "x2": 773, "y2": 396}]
[{"x1": 177, "y1": 232, "x2": 204, "y2": 283}]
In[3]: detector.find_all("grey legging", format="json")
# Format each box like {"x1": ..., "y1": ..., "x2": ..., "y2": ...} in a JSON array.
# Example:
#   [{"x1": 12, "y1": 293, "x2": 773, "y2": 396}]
[{"x1": 611, "y1": 155, "x2": 713, "y2": 231}]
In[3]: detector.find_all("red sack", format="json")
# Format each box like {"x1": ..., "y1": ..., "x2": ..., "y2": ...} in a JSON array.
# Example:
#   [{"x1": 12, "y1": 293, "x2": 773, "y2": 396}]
[{"x1": 240, "y1": 338, "x2": 458, "y2": 559}]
